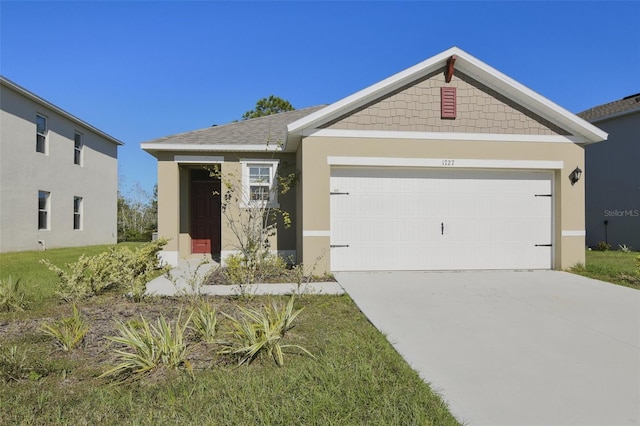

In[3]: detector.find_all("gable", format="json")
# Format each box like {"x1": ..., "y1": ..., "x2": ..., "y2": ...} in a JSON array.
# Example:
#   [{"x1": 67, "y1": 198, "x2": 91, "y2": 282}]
[
  {"x1": 287, "y1": 47, "x2": 607, "y2": 146},
  {"x1": 323, "y1": 70, "x2": 569, "y2": 136}
]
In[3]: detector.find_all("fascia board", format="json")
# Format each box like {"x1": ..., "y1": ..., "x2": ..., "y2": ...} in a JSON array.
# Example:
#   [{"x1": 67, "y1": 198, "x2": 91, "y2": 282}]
[
  {"x1": 1, "y1": 76, "x2": 124, "y2": 146},
  {"x1": 140, "y1": 143, "x2": 283, "y2": 153},
  {"x1": 589, "y1": 106, "x2": 640, "y2": 124},
  {"x1": 455, "y1": 54, "x2": 608, "y2": 144}
]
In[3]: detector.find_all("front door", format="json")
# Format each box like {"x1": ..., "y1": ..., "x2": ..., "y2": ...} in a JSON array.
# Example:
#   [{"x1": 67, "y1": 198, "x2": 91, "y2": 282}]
[{"x1": 190, "y1": 169, "x2": 221, "y2": 255}]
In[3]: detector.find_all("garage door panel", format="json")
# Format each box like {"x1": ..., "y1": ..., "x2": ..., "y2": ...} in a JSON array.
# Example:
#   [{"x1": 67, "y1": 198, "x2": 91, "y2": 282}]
[{"x1": 330, "y1": 167, "x2": 553, "y2": 271}]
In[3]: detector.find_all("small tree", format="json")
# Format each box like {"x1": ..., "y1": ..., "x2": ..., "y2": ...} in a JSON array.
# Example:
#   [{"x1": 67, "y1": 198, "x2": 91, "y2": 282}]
[
  {"x1": 207, "y1": 160, "x2": 296, "y2": 288},
  {"x1": 241, "y1": 96, "x2": 294, "y2": 120}
]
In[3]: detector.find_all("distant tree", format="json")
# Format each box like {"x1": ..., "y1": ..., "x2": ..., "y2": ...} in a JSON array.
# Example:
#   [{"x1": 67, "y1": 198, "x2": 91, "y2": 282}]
[
  {"x1": 241, "y1": 95, "x2": 294, "y2": 120},
  {"x1": 117, "y1": 182, "x2": 157, "y2": 242}
]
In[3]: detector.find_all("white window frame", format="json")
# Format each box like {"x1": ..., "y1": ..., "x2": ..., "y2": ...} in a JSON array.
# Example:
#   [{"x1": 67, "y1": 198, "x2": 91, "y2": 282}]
[
  {"x1": 73, "y1": 196, "x2": 83, "y2": 230},
  {"x1": 36, "y1": 114, "x2": 47, "y2": 154},
  {"x1": 74, "y1": 132, "x2": 83, "y2": 165},
  {"x1": 38, "y1": 191, "x2": 50, "y2": 230},
  {"x1": 240, "y1": 159, "x2": 279, "y2": 208}
]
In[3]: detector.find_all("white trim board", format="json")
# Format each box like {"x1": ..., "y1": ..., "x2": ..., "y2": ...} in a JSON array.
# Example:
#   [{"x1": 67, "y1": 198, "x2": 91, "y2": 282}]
[
  {"x1": 327, "y1": 156, "x2": 564, "y2": 170},
  {"x1": 174, "y1": 155, "x2": 224, "y2": 163},
  {"x1": 304, "y1": 128, "x2": 584, "y2": 144},
  {"x1": 561, "y1": 230, "x2": 586, "y2": 237},
  {"x1": 303, "y1": 230, "x2": 331, "y2": 237}
]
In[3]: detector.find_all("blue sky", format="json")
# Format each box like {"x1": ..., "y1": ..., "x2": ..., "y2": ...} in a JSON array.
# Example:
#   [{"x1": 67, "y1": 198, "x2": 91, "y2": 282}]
[{"x1": 2, "y1": 1, "x2": 638, "y2": 195}]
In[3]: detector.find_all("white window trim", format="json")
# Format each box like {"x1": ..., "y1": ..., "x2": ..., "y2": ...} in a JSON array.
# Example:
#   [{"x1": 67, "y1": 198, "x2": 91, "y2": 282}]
[
  {"x1": 38, "y1": 190, "x2": 50, "y2": 230},
  {"x1": 36, "y1": 114, "x2": 48, "y2": 154},
  {"x1": 239, "y1": 159, "x2": 280, "y2": 208},
  {"x1": 74, "y1": 132, "x2": 83, "y2": 166},
  {"x1": 73, "y1": 196, "x2": 83, "y2": 230}
]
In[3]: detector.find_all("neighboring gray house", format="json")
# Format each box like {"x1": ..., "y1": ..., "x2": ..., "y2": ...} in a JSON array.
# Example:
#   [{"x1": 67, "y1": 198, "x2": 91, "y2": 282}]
[
  {"x1": 578, "y1": 94, "x2": 640, "y2": 250},
  {"x1": 0, "y1": 76, "x2": 123, "y2": 252}
]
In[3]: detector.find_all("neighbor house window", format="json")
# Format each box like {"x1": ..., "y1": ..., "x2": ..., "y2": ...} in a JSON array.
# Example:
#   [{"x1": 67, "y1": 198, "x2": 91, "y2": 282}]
[
  {"x1": 36, "y1": 115, "x2": 47, "y2": 153},
  {"x1": 73, "y1": 196, "x2": 83, "y2": 230},
  {"x1": 241, "y1": 159, "x2": 279, "y2": 207},
  {"x1": 38, "y1": 191, "x2": 50, "y2": 230},
  {"x1": 74, "y1": 132, "x2": 83, "y2": 165}
]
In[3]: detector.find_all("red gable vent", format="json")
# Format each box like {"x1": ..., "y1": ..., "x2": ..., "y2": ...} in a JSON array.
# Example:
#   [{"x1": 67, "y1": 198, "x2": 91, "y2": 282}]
[{"x1": 441, "y1": 87, "x2": 457, "y2": 119}]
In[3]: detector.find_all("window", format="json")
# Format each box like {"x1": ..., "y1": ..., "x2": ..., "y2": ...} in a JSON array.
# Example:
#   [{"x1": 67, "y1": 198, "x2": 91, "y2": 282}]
[
  {"x1": 36, "y1": 115, "x2": 47, "y2": 153},
  {"x1": 73, "y1": 196, "x2": 83, "y2": 230},
  {"x1": 249, "y1": 165, "x2": 272, "y2": 201},
  {"x1": 241, "y1": 160, "x2": 279, "y2": 207},
  {"x1": 74, "y1": 132, "x2": 83, "y2": 165},
  {"x1": 38, "y1": 191, "x2": 50, "y2": 230}
]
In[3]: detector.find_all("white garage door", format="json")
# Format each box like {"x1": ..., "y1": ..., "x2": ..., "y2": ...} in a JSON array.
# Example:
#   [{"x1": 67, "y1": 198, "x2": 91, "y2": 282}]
[{"x1": 330, "y1": 167, "x2": 553, "y2": 271}]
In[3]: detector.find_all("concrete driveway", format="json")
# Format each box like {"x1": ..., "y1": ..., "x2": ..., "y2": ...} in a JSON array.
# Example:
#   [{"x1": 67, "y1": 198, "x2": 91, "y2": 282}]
[{"x1": 335, "y1": 271, "x2": 640, "y2": 426}]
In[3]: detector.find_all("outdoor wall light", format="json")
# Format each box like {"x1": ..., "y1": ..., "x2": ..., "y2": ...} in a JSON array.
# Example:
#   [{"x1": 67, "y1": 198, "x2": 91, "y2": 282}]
[{"x1": 569, "y1": 166, "x2": 582, "y2": 186}]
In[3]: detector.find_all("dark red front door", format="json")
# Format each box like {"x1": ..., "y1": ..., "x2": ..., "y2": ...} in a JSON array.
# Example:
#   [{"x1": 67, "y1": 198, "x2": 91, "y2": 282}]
[{"x1": 190, "y1": 170, "x2": 221, "y2": 255}]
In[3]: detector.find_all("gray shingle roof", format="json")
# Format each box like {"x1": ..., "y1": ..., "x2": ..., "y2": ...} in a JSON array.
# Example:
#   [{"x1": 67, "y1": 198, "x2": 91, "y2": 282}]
[
  {"x1": 143, "y1": 105, "x2": 326, "y2": 146},
  {"x1": 578, "y1": 93, "x2": 640, "y2": 122}
]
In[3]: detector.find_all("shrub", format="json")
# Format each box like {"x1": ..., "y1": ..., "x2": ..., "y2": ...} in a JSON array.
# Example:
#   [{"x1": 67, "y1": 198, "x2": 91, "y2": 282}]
[
  {"x1": 0, "y1": 345, "x2": 28, "y2": 382},
  {"x1": 219, "y1": 296, "x2": 313, "y2": 366},
  {"x1": 618, "y1": 244, "x2": 632, "y2": 253},
  {"x1": 190, "y1": 300, "x2": 218, "y2": 343},
  {"x1": 596, "y1": 241, "x2": 611, "y2": 251},
  {"x1": 40, "y1": 305, "x2": 90, "y2": 352},
  {"x1": 224, "y1": 252, "x2": 288, "y2": 286},
  {"x1": 0, "y1": 275, "x2": 28, "y2": 312},
  {"x1": 41, "y1": 239, "x2": 168, "y2": 302},
  {"x1": 101, "y1": 312, "x2": 193, "y2": 380}
]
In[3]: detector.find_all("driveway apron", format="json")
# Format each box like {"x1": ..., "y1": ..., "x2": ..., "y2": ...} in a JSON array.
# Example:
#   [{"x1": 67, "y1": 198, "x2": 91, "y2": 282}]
[{"x1": 335, "y1": 270, "x2": 640, "y2": 426}]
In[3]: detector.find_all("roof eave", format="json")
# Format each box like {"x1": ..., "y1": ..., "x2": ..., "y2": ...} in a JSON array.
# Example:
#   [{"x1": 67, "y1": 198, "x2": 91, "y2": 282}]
[
  {"x1": 0, "y1": 76, "x2": 124, "y2": 146},
  {"x1": 140, "y1": 142, "x2": 283, "y2": 154}
]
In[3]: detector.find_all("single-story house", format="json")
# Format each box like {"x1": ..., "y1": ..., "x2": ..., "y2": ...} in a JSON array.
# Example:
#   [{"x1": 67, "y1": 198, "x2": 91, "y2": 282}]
[
  {"x1": 141, "y1": 47, "x2": 607, "y2": 272},
  {"x1": 578, "y1": 94, "x2": 640, "y2": 250}
]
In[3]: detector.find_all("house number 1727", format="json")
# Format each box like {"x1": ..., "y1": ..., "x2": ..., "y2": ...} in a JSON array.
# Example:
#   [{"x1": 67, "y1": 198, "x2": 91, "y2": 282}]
[{"x1": 442, "y1": 159, "x2": 455, "y2": 166}]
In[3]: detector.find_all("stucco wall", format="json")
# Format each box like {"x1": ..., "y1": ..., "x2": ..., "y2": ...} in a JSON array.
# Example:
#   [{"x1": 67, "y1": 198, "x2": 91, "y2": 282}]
[
  {"x1": 0, "y1": 84, "x2": 118, "y2": 252},
  {"x1": 155, "y1": 152, "x2": 297, "y2": 264},
  {"x1": 585, "y1": 111, "x2": 640, "y2": 249},
  {"x1": 299, "y1": 136, "x2": 585, "y2": 272},
  {"x1": 326, "y1": 70, "x2": 568, "y2": 136}
]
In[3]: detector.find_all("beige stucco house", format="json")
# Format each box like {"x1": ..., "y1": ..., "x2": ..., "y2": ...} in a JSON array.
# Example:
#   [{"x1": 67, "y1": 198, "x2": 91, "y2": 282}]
[
  {"x1": 142, "y1": 47, "x2": 607, "y2": 272},
  {"x1": 0, "y1": 76, "x2": 122, "y2": 252}
]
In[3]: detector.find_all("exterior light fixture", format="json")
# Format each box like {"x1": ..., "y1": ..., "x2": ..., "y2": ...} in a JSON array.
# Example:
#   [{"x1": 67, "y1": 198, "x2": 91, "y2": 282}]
[{"x1": 569, "y1": 166, "x2": 582, "y2": 186}]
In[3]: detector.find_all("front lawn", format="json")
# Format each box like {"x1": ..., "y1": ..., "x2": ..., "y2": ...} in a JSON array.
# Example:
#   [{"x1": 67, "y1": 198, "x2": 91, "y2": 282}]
[
  {"x1": 570, "y1": 250, "x2": 639, "y2": 290},
  {"x1": 0, "y1": 245, "x2": 458, "y2": 425}
]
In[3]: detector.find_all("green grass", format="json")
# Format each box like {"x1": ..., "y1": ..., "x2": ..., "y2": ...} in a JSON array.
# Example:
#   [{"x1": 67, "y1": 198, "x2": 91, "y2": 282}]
[
  {"x1": 570, "y1": 250, "x2": 639, "y2": 290},
  {"x1": 0, "y1": 245, "x2": 459, "y2": 424},
  {"x1": 0, "y1": 243, "x2": 143, "y2": 306},
  {"x1": 0, "y1": 295, "x2": 458, "y2": 425}
]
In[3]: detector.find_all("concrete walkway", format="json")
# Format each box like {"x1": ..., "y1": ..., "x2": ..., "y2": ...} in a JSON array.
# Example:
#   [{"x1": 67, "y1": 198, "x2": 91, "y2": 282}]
[
  {"x1": 145, "y1": 258, "x2": 344, "y2": 296},
  {"x1": 335, "y1": 270, "x2": 640, "y2": 426}
]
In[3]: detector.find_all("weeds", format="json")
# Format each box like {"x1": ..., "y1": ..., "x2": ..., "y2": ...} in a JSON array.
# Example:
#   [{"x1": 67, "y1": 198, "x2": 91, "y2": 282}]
[
  {"x1": 220, "y1": 296, "x2": 313, "y2": 366},
  {"x1": 0, "y1": 275, "x2": 28, "y2": 311},
  {"x1": 40, "y1": 305, "x2": 89, "y2": 351},
  {"x1": 101, "y1": 311, "x2": 193, "y2": 380}
]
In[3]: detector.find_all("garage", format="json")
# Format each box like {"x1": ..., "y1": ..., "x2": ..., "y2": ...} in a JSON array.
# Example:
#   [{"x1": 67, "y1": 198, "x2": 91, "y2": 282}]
[{"x1": 330, "y1": 167, "x2": 553, "y2": 271}]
